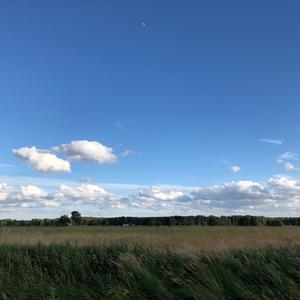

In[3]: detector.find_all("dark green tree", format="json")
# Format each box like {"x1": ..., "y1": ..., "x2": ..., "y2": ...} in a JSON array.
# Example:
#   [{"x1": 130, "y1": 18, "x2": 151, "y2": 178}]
[
  {"x1": 207, "y1": 215, "x2": 219, "y2": 226},
  {"x1": 57, "y1": 215, "x2": 71, "y2": 226},
  {"x1": 239, "y1": 215, "x2": 252, "y2": 226},
  {"x1": 71, "y1": 211, "x2": 82, "y2": 225}
]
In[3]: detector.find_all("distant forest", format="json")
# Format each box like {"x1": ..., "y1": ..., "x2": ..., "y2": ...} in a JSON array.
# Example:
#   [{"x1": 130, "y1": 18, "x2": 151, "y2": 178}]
[{"x1": 1, "y1": 211, "x2": 300, "y2": 227}]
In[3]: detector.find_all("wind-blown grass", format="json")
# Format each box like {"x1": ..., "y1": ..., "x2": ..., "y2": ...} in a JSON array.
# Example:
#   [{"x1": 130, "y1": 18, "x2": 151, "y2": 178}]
[{"x1": 0, "y1": 242, "x2": 299, "y2": 299}]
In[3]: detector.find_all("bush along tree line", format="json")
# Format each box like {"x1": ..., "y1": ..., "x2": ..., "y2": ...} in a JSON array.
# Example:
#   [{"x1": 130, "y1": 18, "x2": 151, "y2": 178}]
[{"x1": 0, "y1": 212, "x2": 299, "y2": 226}]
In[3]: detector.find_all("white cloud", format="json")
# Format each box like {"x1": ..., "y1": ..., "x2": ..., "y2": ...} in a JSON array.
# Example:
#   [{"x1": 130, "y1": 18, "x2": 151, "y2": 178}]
[
  {"x1": 13, "y1": 140, "x2": 117, "y2": 174},
  {"x1": 192, "y1": 181, "x2": 268, "y2": 207},
  {"x1": 0, "y1": 183, "x2": 59, "y2": 209},
  {"x1": 42, "y1": 200, "x2": 60, "y2": 207},
  {"x1": 120, "y1": 149, "x2": 139, "y2": 157},
  {"x1": 260, "y1": 138, "x2": 283, "y2": 145},
  {"x1": 21, "y1": 185, "x2": 48, "y2": 198},
  {"x1": 53, "y1": 140, "x2": 117, "y2": 164},
  {"x1": 190, "y1": 177, "x2": 300, "y2": 212},
  {"x1": 284, "y1": 162, "x2": 297, "y2": 172},
  {"x1": 277, "y1": 156, "x2": 298, "y2": 172},
  {"x1": 50, "y1": 176, "x2": 300, "y2": 214},
  {"x1": 228, "y1": 166, "x2": 241, "y2": 173},
  {"x1": 55, "y1": 184, "x2": 119, "y2": 204},
  {"x1": 13, "y1": 147, "x2": 71, "y2": 173},
  {"x1": 279, "y1": 152, "x2": 299, "y2": 161},
  {"x1": 0, "y1": 183, "x2": 8, "y2": 201},
  {"x1": 2, "y1": 176, "x2": 300, "y2": 216},
  {"x1": 79, "y1": 177, "x2": 92, "y2": 183},
  {"x1": 267, "y1": 176, "x2": 300, "y2": 191},
  {"x1": 138, "y1": 187, "x2": 185, "y2": 201}
]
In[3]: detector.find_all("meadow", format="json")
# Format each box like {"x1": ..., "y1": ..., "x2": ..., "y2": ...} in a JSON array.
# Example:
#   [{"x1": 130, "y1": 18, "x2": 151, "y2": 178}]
[
  {"x1": 0, "y1": 225, "x2": 299, "y2": 251},
  {"x1": 0, "y1": 226, "x2": 299, "y2": 299}
]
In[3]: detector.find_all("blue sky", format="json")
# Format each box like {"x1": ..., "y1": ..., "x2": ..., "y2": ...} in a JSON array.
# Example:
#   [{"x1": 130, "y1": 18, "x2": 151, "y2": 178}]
[{"x1": 0, "y1": 1, "x2": 300, "y2": 219}]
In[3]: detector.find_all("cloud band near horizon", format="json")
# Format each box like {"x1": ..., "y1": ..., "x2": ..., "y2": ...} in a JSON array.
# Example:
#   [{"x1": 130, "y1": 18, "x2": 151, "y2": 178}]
[{"x1": 1, "y1": 176, "x2": 300, "y2": 218}]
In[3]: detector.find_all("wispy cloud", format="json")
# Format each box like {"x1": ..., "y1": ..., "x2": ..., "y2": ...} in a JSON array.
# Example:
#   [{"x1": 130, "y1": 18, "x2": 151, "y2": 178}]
[
  {"x1": 120, "y1": 149, "x2": 139, "y2": 158},
  {"x1": 228, "y1": 166, "x2": 241, "y2": 173},
  {"x1": 113, "y1": 121, "x2": 123, "y2": 129},
  {"x1": 276, "y1": 152, "x2": 299, "y2": 172},
  {"x1": 279, "y1": 152, "x2": 299, "y2": 161},
  {"x1": 220, "y1": 159, "x2": 231, "y2": 165},
  {"x1": 259, "y1": 138, "x2": 283, "y2": 145},
  {"x1": 277, "y1": 160, "x2": 298, "y2": 172},
  {"x1": 284, "y1": 162, "x2": 298, "y2": 172},
  {"x1": 0, "y1": 163, "x2": 18, "y2": 171}
]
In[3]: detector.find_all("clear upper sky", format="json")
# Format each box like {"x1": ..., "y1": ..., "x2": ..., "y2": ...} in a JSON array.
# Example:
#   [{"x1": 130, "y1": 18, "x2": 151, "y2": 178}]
[{"x1": 0, "y1": 1, "x2": 300, "y2": 218}]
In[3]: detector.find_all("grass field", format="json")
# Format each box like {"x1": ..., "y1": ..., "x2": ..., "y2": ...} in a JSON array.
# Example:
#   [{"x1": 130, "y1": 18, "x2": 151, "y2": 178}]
[
  {"x1": 0, "y1": 225, "x2": 299, "y2": 252},
  {"x1": 0, "y1": 242, "x2": 299, "y2": 299},
  {"x1": 0, "y1": 226, "x2": 299, "y2": 299}
]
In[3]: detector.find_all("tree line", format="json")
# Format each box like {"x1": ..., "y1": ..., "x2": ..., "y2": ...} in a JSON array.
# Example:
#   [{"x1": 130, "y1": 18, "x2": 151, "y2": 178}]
[{"x1": 0, "y1": 211, "x2": 299, "y2": 226}]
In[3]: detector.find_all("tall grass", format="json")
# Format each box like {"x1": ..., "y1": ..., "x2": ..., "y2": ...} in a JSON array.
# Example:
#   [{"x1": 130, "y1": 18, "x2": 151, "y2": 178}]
[
  {"x1": 0, "y1": 226, "x2": 299, "y2": 251},
  {"x1": 0, "y1": 242, "x2": 299, "y2": 299}
]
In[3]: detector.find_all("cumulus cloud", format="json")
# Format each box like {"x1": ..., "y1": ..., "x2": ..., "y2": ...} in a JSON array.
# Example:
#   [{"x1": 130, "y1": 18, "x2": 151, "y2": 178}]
[
  {"x1": 228, "y1": 166, "x2": 241, "y2": 173},
  {"x1": 1, "y1": 182, "x2": 124, "y2": 211},
  {"x1": 0, "y1": 183, "x2": 8, "y2": 201},
  {"x1": 2, "y1": 176, "x2": 300, "y2": 216},
  {"x1": 138, "y1": 187, "x2": 185, "y2": 201},
  {"x1": 55, "y1": 184, "x2": 119, "y2": 203},
  {"x1": 125, "y1": 187, "x2": 192, "y2": 213},
  {"x1": 115, "y1": 177, "x2": 300, "y2": 215},
  {"x1": 53, "y1": 140, "x2": 117, "y2": 164},
  {"x1": 41, "y1": 200, "x2": 61, "y2": 207},
  {"x1": 260, "y1": 138, "x2": 283, "y2": 145},
  {"x1": 0, "y1": 183, "x2": 59, "y2": 209},
  {"x1": 191, "y1": 181, "x2": 270, "y2": 209},
  {"x1": 21, "y1": 185, "x2": 48, "y2": 198},
  {"x1": 188, "y1": 177, "x2": 300, "y2": 214},
  {"x1": 54, "y1": 183, "x2": 135, "y2": 210},
  {"x1": 13, "y1": 147, "x2": 71, "y2": 173},
  {"x1": 267, "y1": 176, "x2": 298, "y2": 189}
]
